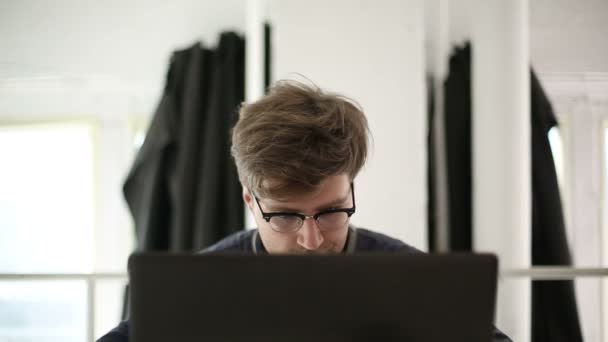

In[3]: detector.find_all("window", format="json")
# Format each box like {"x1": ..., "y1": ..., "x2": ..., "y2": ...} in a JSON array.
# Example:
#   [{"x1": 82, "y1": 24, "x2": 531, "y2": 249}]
[
  {"x1": 602, "y1": 123, "x2": 608, "y2": 342},
  {"x1": 542, "y1": 74, "x2": 608, "y2": 342},
  {"x1": 0, "y1": 281, "x2": 87, "y2": 342},
  {"x1": 0, "y1": 121, "x2": 136, "y2": 341},
  {"x1": 0, "y1": 123, "x2": 94, "y2": 341},
  {"x1": 548, "y1": 126, "x2": 565, "y2": 195},
  {"x1": 0, "y1": 123, "x2": 94, "y2": 273}
]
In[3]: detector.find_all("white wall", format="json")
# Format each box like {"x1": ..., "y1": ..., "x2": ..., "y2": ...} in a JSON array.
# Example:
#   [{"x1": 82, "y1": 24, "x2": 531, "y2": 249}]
[
  {"x1": 427, "y1": 1, "x2": 532, "y2": 340},
  {"x1": 267, "y1": 0, "x2": 427, "y2": 250},
  {"x1": 0, "y1": 0, "x2": 246, "y2": 119}
]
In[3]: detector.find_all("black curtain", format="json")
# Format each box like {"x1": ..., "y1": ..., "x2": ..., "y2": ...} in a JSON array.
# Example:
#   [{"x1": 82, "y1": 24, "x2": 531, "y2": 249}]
[
  {"x1": 443, "y1": 43, "x2": 473, "y2": 251},
  {"x1": 426, "y1": 75, "x2": 437, "y2": 251},
  {"x1": 264, "y1": 22, "x2": 272, "y2": 89},
  {"x1": 434, "y1": 43, "x2": 583, "y2": 341},
  {"x1": 123, "y1": 32, "x2": 245, "y2": 252},
  {"x1": 530, "y1": 71, "x2": 583, "y2": 342}
]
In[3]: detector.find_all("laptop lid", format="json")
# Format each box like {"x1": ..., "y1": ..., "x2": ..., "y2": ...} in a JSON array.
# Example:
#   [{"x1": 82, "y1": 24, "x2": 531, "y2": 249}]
[{"x1": 129, "y1": 253, "x2": 497, "y2": 342}]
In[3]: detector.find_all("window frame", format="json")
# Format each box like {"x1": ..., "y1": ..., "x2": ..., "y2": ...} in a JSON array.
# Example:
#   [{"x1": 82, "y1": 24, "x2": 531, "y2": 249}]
[
  {"x1": 0, "y1": 118, "x2": 136, "y2": 340},
  {"x1": 537, "y1": 71, "x2": 608, "y2": 342}
]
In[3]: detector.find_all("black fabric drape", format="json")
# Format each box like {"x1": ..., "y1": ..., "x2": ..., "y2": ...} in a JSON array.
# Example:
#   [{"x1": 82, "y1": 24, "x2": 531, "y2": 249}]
[
  {"x1": 123, "y1": 32, "x2": 245, "y2": 252},
  {"x1": 530, "y1": 71, "x2": 583, "y2": 342},
  {"x1": 443, "y1": 43, "x2": 473, "y2": 251},
  {"x1": 264, "y1": 22, "x2": 272, "y2": 89},
  {"x1": 437, "y1": 43, "x2": 582, "y2": 341},
  {"x1": 426, "y1": 76, "x2": 437, "y2": 252}
]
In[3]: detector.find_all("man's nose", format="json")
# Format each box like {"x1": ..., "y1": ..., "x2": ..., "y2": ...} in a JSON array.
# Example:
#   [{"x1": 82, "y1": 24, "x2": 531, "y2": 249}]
[{"x1": 297, "y1": 217, "x2": 324, "y2": 250}]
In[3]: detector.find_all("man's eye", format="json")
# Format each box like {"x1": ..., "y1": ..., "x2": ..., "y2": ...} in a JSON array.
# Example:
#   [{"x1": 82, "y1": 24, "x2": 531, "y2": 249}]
[{"x1": 274, "y1": 215, "x2": 298, "y2": 222}]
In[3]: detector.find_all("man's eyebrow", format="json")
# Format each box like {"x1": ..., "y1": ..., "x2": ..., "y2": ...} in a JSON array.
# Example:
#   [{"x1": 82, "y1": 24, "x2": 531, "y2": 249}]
[
  {"x1": 265, "y1": 191, "x2": 351, "y2": 213},
  {"x1": 314, "y1": 194, "x2": 350, "y2": 211}
]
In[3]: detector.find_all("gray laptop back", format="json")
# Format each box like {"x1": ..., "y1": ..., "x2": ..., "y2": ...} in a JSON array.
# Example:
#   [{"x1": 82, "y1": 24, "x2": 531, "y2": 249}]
[{"x1": 129, "y1": 253, "x2": 497, "y2": 342}]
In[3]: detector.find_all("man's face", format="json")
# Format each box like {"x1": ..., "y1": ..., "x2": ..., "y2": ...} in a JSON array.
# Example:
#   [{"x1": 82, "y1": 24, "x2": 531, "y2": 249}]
[{"x1": 243, "y1": 174, "x2": 352, "y2": 254}]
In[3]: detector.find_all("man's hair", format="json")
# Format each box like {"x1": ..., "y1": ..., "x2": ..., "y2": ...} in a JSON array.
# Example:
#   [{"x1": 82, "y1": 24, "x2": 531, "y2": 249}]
[{"x1": 231, "y1": 80, "x2": 370, "y2": 199}]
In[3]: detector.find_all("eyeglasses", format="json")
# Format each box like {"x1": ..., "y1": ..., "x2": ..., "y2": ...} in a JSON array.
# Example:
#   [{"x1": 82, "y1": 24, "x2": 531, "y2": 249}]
[{"x1": 252, "y1": 183, "x2": 356, "y2": 233}]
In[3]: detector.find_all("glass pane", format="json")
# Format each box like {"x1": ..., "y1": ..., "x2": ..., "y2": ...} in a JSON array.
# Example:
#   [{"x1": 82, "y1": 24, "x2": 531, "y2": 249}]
[
  {"x1": 95, "y1": 279, "x2": 127, "y2": 340},
  {"x1": 495, "y1": 278, "x2": 604, "y2": 342},
  {"x1": 133, "y1": 129, "x2": 145, "y2": 152},
  {"x1": 548, "y1": 127, "x2": 564, "y2": 191},
  {"x1": 604, "y1": 126, "x2": 608, "y2": 268},
  {"x1": 0, "y1": 123, "x2": 94, "y2": 273},
  {"x1": 0, "y1": 280, "x2": 86, "y2": 342},
  {"x1": 573, "y1": 278, "x2": 603, "y2": 342}
]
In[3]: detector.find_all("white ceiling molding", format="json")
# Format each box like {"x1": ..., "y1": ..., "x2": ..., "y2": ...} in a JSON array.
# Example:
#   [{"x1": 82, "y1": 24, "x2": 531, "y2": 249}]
[
  {"x1": 538, "y1": 72, "x2": 608, "y2": 101},
  {"x1": 538, "y1": 72, "x2": 608, "y2": 119},
  {"x1": 0, "y1": 76, "x2": 160, "y2": 121}
]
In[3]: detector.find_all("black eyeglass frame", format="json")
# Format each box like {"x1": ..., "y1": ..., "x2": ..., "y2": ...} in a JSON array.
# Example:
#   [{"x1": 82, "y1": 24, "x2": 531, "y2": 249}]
[{"x1": 252, "y1": 183, "x2": 356, "y2": 233}]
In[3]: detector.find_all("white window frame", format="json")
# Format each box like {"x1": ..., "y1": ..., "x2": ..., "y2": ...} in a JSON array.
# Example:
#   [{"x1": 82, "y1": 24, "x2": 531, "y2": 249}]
[{"x1": 538, "y1": 71, "x2": 608, "y2": 342}]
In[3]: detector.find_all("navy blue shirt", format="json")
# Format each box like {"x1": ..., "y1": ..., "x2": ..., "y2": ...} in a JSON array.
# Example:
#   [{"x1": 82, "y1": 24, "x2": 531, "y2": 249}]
[{"x1": 97, "y1": 227, "x2": 512, "y2": 342}]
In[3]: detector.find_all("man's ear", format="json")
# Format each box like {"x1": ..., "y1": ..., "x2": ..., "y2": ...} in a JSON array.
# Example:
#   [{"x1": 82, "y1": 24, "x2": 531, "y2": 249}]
[{"x1": 242, "y1": 187, "x2": 254, "y2": 212}]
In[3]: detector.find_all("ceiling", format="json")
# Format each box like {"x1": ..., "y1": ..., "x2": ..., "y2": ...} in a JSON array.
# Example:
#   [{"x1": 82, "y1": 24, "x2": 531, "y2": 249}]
[{"x1": 530, "y1": 0, "x2": 608, "y2": 73}]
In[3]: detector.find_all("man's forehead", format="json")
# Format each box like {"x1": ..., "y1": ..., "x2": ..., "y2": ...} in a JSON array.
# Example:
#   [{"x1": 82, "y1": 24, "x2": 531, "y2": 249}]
[
  {"x1": 257, "y1": 173, "x2": 351, "y2": 209},
  {"x1": 262, "y1": 184, "x2": 351, "y2": 212}
]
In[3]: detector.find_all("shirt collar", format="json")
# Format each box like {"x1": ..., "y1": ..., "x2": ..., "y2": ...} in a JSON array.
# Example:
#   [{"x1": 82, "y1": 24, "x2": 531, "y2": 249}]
[{"x1": 251, "y1": 226, "x2": 358, "y2": 255}]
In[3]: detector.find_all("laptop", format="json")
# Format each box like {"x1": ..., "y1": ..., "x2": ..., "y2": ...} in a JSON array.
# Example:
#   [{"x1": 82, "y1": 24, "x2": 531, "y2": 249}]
[{"x1": 129, "y1": 253, "x2": 497, "y2": 342}]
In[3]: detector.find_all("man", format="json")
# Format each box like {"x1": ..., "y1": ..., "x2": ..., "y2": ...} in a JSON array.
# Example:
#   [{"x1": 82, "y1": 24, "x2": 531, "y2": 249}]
[{"x1": 98, "y1": 80, "x2": 512, "y2": 341}]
